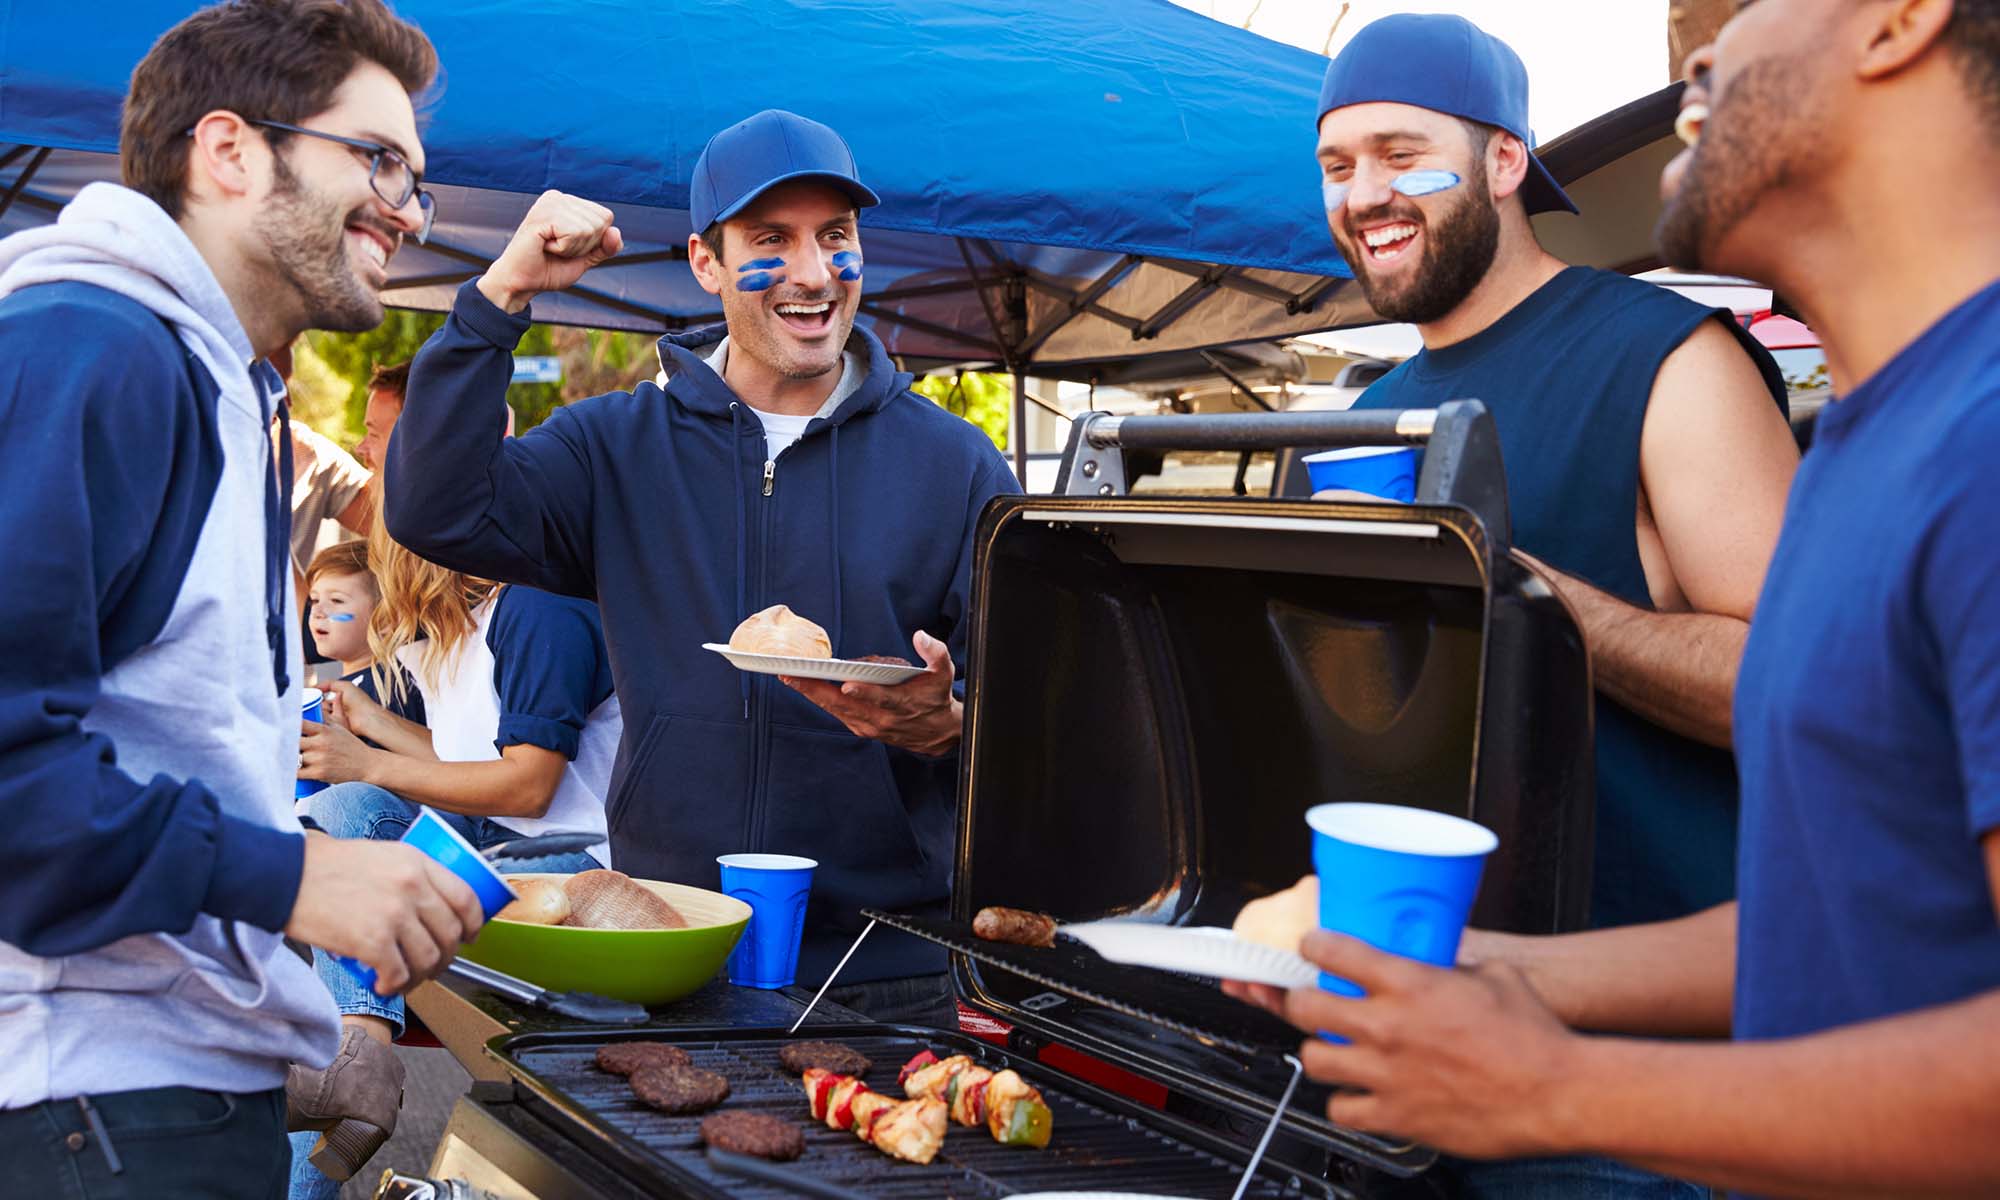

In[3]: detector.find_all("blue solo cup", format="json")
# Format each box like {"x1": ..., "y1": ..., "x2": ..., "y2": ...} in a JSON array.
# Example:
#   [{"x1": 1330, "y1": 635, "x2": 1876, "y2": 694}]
[
  {"x1": 1307, "y1": 803, "x2": 1497, "y2": 1003},
  {"x1": 296, "y1": 690, "x2": 328, "y2": 799},
  {"x1": 717, "y1": 853, "x2": 817, "y2": 989},
  {"x1": 338, "y1": 809, "x2": 518, "y2": 993},
  {"x1": 1303, "y1": 446, "x2": 1419, "y2": 502}
]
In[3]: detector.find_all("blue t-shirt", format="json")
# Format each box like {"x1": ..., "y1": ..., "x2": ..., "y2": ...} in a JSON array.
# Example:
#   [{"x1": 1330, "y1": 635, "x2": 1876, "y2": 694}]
[
  {"x1": 1734, "y1": 277, "x2": 2000, "y2": 1044},
  {"x1": 485, "y1": 586, "x2": 614, "y2": 760}
]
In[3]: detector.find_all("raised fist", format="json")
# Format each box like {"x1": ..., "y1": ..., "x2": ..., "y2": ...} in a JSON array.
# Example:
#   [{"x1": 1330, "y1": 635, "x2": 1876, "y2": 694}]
[{"x1": 477, "y1": 190, "x2": 624, "y2": 313}]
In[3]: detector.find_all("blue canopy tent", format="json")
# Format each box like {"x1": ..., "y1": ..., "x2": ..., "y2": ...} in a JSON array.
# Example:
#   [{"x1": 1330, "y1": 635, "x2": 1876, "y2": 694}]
[{"x1": 0, "y1": 0, "x2": 1382, "y2": 473}]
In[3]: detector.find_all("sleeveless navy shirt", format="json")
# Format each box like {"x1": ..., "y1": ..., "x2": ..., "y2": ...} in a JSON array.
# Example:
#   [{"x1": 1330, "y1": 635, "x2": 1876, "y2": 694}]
[{"x1": 1353, "y1": 267, "x2": 1787, "y2": 928}]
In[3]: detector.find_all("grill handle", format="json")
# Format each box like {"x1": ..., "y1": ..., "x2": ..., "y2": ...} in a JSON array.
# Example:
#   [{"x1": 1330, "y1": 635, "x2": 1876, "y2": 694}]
[{"x1": 1052, "y1": 399, "x2": 1511, "y2": 550}]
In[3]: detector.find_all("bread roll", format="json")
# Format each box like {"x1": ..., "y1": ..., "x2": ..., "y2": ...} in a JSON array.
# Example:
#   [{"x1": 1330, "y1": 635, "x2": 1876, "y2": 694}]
[
  {"x1": 729, "y1": 605, "x2": 832, "y2": 659},
  {"x1": 564, "y1": 869, "x2": 690, "y2": 930},
  {"x1": 495, "y1": 877, "x2": 572, "y2": 925},
  {"x1": 1232, "y1": 875, "x2": 1317, "y2": 954}
]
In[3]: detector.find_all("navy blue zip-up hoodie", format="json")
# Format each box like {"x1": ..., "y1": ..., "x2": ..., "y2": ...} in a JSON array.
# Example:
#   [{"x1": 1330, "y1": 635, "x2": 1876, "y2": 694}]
[{"x1": 388, "y1": 282, "x2": 1016, "y2": 982}]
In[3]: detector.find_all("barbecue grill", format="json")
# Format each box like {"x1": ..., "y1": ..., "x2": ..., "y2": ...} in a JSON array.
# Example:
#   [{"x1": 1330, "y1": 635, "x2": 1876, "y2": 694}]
[{"x1": 398, "y1": 404, "x2": 1594, "y2": 1199}]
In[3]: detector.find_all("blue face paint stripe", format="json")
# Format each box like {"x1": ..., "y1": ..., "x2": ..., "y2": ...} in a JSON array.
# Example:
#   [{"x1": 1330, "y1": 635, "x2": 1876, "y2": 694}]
[
  {"x1": 831, "y1": 250, "x2": 862, "y2": 282},
  {"x1": 736, "y1": 257, "x2": 787, "y2": 292},
  {"x1": 1322, "y1": 169, "x2": 1464, "y2": 213},
  {"x1": 1391, "y1": 170, "x2": 1461, "y2": 198},
  {"x1": 328, "y1": 613, "x2": 356, "y2": 622}
]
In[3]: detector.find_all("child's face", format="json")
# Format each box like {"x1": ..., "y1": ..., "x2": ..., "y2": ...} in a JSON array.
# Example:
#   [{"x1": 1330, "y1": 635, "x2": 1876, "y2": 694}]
[{"x1": 307, "y1": 571, "x2": 376, "y2": 664}]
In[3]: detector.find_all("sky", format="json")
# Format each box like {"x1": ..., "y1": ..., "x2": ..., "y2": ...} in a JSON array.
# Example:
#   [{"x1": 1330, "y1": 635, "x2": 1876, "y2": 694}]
[{"x1": 1170, "y1": 0, "x2": 1672, "y2": 143}]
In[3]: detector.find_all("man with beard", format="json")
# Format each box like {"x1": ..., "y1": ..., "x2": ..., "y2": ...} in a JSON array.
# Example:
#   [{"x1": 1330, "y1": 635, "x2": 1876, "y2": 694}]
[
  {"x1": 1229, "y1": 0, "x2": 2000, "y2": 1193},
  {"x1": 1324, "y1": 15, "x2": 1799, "y2": 939},
  {"x1": 383, "y1": 111, "x2": 1016, "y2": 1029},
  {"x1": 0, "y1": 3, "x2": 487, "y2": 1194}
]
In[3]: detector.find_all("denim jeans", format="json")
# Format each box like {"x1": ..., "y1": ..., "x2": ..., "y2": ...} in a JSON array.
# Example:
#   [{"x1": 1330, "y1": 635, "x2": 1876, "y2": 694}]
[
  {"x1": 0, "y1": 1086, "x2": 288, "y2": 1199},
  {"x1": 290, "y1": 782, "x2": 599, "y2": 1200},
  {"x1": 1438, "y1": 1154, "x2": 1713, "y2": 1199},
  {"x1": 824, "y1": 972, "x2": 959, "y2": 1030}
]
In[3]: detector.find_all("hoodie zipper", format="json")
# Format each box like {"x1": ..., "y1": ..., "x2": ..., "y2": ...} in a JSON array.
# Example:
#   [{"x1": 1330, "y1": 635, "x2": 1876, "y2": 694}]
[{"x1": 747, "y1": 435, "x2": 816, "y2": 853}]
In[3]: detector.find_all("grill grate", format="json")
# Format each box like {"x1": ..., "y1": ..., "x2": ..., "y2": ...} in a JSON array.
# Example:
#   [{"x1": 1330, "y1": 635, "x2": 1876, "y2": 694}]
[{"x1": 499, "y1": 1029, "x2": 1323, "y2": 1199}]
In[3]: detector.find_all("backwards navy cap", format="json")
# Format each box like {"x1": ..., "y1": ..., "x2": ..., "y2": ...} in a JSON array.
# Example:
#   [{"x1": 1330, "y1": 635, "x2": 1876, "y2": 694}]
[
  {"x1": 1318, "y1": 14, "x2": 1577, "y2": 216},
  {"x1": 690, "y1": 109, "x2": 881, "y2": 232}
]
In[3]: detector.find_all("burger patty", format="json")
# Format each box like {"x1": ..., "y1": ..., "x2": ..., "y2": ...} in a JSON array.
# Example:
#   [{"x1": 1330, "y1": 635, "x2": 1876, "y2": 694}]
[
  {"x1": 629, "y1": 1064, "x2": 731, "y2": 1115},
  {"x1": 595, "y1": 1042, "x2": 693, "y2": 1076},
  {"x1": 700, "y1": 1110, "x2": 807, "y2": 1161},
  {"x1": 777, "y1": 1040, "x2": 873, "y2": 1078}
]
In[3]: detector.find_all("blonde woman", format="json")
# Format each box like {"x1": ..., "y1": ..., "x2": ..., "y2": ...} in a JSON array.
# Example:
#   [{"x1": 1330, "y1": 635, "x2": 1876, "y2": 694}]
[{"x1": 289, "y1": 511, "x2": 620, "y2": 1193}]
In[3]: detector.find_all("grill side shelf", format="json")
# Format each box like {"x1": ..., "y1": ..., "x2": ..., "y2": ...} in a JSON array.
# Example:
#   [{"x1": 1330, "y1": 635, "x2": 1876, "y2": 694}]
[
  {"x1": 864, "y1": 909, "x2": 1301, "y2": 1057},
  {"x1": 864, "y1": 909, "x2": 1432, "y2": 1178}
]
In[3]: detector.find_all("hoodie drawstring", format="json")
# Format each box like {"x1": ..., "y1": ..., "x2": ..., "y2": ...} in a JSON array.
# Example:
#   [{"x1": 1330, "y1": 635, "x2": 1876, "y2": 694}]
[
  {"x1": 828, "y1": 426, "x2": 842, "y2": 654},
  {"x1": 730, "y1": 404, "x2": 751, "y2": 719}
]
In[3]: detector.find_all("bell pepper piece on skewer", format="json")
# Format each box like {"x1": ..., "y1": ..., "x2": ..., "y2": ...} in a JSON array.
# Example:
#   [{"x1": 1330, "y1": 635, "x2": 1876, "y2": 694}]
[
  {"x1": 897, "y1": 1049, "x2": 938, "y2": 1089},
  {"x1": 985, "y1": 1069, "x2": 1054, "y2": 1149},
  {"x1": 803, "y1": 1068, "x2": 838, "y2": 1121},
  {"x1": 826, "y1": 1076, "x2": 871, "y2": 1131}
]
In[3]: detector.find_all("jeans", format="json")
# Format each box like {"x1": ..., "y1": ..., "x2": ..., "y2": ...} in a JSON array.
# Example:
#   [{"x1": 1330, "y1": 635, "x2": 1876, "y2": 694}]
[
  {"x1": 1438, "y1": 1154, "x2": 1713, "y2": 1199},
  {"x1": 290, "y1": 782, "x2": 599, "y2": 1200},
  {"x1": 824, "y1": 972, "x2": 959, "y2": 1030},
  {"x1": 0, "y1": 1086, "x2": 288, "y2": 1199}
]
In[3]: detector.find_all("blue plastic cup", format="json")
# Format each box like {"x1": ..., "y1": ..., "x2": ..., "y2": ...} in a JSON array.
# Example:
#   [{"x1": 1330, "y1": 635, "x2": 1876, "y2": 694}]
[
  {"x1": 1307, "y1": 803, "x2": 1497, "y2": 1002},
  {"x1": 296, "y1": 690, "x2": 328, "y2": 799},
  {"x1": 717, "y1": 853, "x2": 817, "y2": 989},
  {"x1": 338, "y1": 809, "x2": 518, "y2": 993},
  {"x1": 1303, "y1": 446, "x2": 1418, "y2": 502}
]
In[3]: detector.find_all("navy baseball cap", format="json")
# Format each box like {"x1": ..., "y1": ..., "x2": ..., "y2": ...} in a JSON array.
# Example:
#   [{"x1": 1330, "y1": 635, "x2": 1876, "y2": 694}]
[
  {"x1": 689, "y1": 109, "x2": 880, "y2": 232},
  {"x1": 1317, "y1": 14, "x2": 1577, "y2": 216}
]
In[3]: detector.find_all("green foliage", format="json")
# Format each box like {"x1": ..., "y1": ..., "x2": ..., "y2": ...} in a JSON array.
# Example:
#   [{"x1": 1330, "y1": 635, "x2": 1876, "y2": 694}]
[
  {"x1": 300, "y1": 312, "x2": 662, "y2": 441},
  {"x1": 302, "y1": 309, "x2": 444, "y2": 441},
  {"x1": 912, "y1": 371, "x2": 1010, "y2": 451}
]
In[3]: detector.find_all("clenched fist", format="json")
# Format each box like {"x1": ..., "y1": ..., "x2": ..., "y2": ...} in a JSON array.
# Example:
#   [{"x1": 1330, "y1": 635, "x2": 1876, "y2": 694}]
[{"x1": 477, "y1": 190, "x2": 623, "y2": 313}]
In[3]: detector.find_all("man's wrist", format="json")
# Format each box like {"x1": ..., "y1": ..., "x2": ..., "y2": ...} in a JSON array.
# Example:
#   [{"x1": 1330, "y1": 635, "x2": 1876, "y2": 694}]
[
  {"x1": 475, "y1": 272, "x2": 530, "y2": 315},
  {"x1": 1539, "y1": 1034, "x2": 1657, "y2": 1161}
]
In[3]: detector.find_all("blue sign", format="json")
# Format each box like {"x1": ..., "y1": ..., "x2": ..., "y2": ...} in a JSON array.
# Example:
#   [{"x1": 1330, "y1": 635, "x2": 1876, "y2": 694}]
[{"x1": 511, "y1": 356, "x2": 563, "y2": 384}]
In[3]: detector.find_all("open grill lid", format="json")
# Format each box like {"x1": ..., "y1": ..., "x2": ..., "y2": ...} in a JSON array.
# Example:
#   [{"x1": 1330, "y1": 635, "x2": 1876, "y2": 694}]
[{"x1": 880, "y1": 404, "x2": 1595, "y2": 1179}]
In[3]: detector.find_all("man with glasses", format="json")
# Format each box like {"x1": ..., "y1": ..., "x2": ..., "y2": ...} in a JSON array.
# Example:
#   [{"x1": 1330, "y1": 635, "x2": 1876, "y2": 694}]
[
  {"x1": 0, "y1": 3, "x2": 477, "y2": 1196},
  {"x1": 239, "y1": 118, "x2": 436, "y2": 246}
]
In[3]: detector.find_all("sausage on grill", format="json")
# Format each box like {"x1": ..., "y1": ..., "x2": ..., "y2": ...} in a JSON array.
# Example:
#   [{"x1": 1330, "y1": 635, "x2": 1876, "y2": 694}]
[{"x1": 973, "y1": 906, "x2": 1057, "y2": 948}]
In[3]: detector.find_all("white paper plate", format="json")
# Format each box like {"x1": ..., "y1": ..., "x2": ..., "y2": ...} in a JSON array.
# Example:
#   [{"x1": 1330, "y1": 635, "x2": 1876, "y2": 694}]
[
  {"x1": 1061, "y1": 922, "x2": 1318, "y2": 989},
  {"x1": 702, "y1": 643, "x2": 927, "y2": 685}
]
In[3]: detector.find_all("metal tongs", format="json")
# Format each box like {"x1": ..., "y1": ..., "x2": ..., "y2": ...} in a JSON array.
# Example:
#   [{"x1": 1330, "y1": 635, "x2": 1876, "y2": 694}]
[
  {"x1": 443, "y1": 957, "x2": 647, "y2": 1024},
  {"x1": 479, "y1": 830, "x2": 605, "y2": 863}
]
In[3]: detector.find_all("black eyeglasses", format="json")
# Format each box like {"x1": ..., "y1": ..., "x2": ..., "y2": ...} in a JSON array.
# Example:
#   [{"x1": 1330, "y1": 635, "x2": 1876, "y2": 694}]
[{"x1": 244, "y1": 118, "x2": 435, "y2": 244}]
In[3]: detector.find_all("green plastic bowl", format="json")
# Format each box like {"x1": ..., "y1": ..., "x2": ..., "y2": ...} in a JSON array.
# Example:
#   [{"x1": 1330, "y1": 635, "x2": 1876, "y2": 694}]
[{"x1": 460, "y1": 874, "x2": 751, "y2": 1006}]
